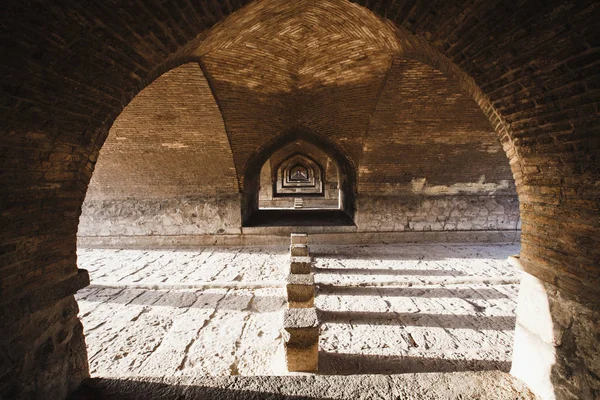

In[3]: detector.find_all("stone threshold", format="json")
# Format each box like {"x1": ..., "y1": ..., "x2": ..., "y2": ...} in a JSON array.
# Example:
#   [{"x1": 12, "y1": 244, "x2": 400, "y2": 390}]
[{"x1": 78, "y1": 229, "x2": 521, "y2": 248}]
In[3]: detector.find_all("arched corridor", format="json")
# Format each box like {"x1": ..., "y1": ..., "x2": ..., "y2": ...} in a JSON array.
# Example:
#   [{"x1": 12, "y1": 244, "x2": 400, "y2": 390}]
[{"x1": 1, "y1": 1, "x2": 598, "y2": 399}]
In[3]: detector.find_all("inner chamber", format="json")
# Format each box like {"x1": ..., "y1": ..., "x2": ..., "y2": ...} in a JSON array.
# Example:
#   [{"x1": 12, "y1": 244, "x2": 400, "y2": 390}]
[{"x1": 74, "y1": 0, "x2": 524, "y2": 395}]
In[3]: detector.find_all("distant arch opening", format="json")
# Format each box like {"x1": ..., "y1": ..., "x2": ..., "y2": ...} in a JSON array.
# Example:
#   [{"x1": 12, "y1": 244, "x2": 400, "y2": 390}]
[{"x1": 244, "y1": 127, "x2": 356, "y2": 226}]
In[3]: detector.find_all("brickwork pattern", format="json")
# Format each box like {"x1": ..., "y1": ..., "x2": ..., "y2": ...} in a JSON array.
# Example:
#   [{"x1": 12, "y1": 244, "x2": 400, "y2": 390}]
[
  {"x1": 1, "y1": 0, "x2": 598, "y2": 397},
  {"x1": 196, "y1": 0, "x2": 401, "y2": 175},
  {"x1": 361, "y1": 59, "x2": 515, "y2": 195},
  {"x1": 85, "y1": 62, "x2": 238, "y2": 200}
]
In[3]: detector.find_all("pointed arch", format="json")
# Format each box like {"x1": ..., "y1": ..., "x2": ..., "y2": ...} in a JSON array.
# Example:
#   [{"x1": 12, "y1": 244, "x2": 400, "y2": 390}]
[{"x1": 241, "y1": 126, "x2": 357, "y2": 222}]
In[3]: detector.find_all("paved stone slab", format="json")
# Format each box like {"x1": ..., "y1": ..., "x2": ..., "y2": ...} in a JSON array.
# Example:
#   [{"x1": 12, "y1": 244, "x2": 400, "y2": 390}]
[{"x1": 77, "y1": 243, "x2": 520, "y2": 377}]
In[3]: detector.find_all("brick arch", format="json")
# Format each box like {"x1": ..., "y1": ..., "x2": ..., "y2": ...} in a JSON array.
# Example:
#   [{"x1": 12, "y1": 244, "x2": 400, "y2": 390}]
[
  {"x1": 241, "y1": 126, "x2": 357, "y2": 222},
  {"x1": 79, "y1": 62, "x2": 241, "y2": 240},
  {"x1": 1, "y1": 0, "x2": 598, "y2": 398},
  {"x1": 273, "y1": 153, "x2": 325, "y2": 185}
]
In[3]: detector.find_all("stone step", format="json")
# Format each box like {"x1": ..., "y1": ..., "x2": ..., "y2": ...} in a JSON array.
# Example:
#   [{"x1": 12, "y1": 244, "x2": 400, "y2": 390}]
[
  {"x1": 290, "y1": 244, "x2": 309, "y2": 257},
  {"x1": 290, "y1": 232, "x2": 308, "y2": 245}
]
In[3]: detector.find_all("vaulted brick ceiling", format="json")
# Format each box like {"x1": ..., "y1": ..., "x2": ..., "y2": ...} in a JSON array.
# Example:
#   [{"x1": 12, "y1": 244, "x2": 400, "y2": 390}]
[
  {"x1": 194, "y1": 0, "x2": 401, "y2": 179},
  {"x1": 87, "y1": 0, "x2": 512, "y2": 201},
  {"x1": 186, "y1": 0, "x2": 512, "y2": 195}
]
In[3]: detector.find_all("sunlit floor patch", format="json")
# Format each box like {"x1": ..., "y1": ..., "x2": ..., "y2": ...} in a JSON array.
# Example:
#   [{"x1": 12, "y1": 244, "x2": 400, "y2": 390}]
[
  {"x1": 77, "y1": 243, "x2": 520, "y2": 377},
  {"x1": 314, "y1": 243, "x2": 520, "y2": 374}
]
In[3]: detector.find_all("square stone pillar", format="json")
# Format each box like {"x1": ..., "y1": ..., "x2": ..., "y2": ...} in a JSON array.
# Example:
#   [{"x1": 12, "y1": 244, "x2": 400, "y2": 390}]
[
  {"x1": 290, "y1": 256, "x2": 311, "y2": 274},
  {"x1": 287, "y1": 273, "x2": 315, "y2": 308},
  {"x1": 291, "y1": 244, "x2": 309, "y2": 257},
  {"x1": 284, "y1": 308, "x2": 319, "y2": 372},
  {"x1": 290, "y1": 232, "x2": 308, "y2": 245}
]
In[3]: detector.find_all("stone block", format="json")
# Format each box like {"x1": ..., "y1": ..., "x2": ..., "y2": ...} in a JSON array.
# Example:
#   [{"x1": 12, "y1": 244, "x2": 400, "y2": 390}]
[
  {"x1": 284, "y1": 308, "x2": 319, "y2": 372},
  {"x1": 290, "y1": 232, "x2": 308, "y2": 245},
  {"x1": 287, "y1": 273, "x2": 315, "y2": 308},
  {"x1": 290, "y1": 244, "x2": 309, "y2": 257},
  {"x1": 290, "y1": 256, "x2": 312, "y2": 274},
  {"x1": 285, "y1": 341, "x2": 319, "y2": 373}
]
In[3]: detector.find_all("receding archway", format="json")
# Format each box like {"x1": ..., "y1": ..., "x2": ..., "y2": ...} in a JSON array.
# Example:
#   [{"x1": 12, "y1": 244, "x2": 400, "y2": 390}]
[
  {"x1": 78, "y1": 62, "x2": 241, "y2": 247},
  {"x1": 1, "y1": 0, "x2": 597, "y2": 398},
  {"x1": 260, "y1": 146, "x2": 340, "y2": 210},
  {"x1": 242, "y1": 127, "x2": 357, "y2": 226}
]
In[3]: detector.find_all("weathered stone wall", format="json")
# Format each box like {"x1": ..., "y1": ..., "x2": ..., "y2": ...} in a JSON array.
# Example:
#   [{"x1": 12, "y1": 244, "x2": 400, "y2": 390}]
[
  {"x1": 79, "y1": 196, "x2": 242, "y2": 236},
  {"x1": 259, "y1": 162, "x2": 273, "y2": 202},
  {"x1": 355, "y1": 195, "x2": 520, "y2": 232},
  {"x1": 0, "y1": 296, "x2": 89, "y2": 398},
  {"x1": 512, "y1": 272, "x2": 600, "y2": 399}
]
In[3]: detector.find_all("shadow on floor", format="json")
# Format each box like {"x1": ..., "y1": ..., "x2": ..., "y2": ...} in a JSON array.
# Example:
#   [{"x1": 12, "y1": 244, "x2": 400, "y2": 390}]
[
  {"x1": 314, "y1": 267, "x2": 467, "y2": 276},
  {"x1": 317, "y1": 286, "x2": 511, "y2": 299},
  {"x1": 79, "y1": 286, "x2": 286, "y2": 313},
  {"x1": 318, "y1": 310, "x2": 516, "y2": 330},
  {"x1": 311, "y1": 244, "x2": 519, "y2": 261},
  {"x1": 318, "y1": 351, "x2": 511, "y2": 375},
  {"x1": 68, "y1": 378, "x2": 336, "y2": 400}
]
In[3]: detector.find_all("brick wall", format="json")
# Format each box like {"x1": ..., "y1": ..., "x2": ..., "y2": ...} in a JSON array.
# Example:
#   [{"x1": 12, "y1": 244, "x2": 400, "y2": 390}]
[
  {"x1": 1, "y1": 0, "x2": 598, "y2": 397},
  {"x1": 79, "y1": 63, "x2": 241, "y2": 237},
  {"x1": 356, "y1": 58, "x2": 518, "y2": 232}
]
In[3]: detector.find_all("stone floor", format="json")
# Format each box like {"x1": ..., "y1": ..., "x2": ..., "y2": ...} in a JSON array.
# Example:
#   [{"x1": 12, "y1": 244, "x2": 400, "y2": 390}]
[
  {"x1": 76, "y1": 243, "x2": 521, "y2": 378},
  {"x1": 312, "y1": 244, "x2": 520, "y2": 374},
  {"x1": 72, "y1": 371, "x2": 536, "y2": 399}
]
